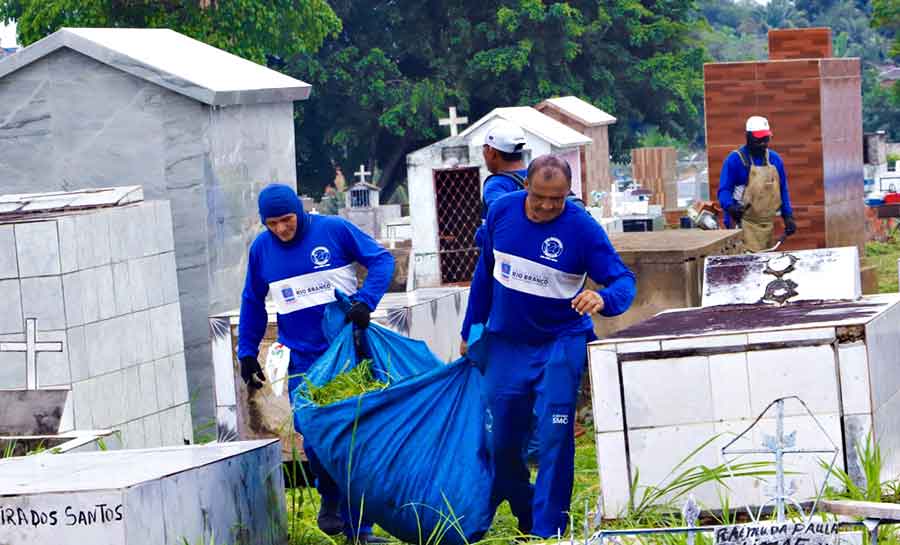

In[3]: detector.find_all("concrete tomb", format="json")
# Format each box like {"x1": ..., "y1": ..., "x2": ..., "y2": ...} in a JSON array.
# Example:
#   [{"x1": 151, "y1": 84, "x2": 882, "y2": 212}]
[
  {"x1": 209, "y1": 286, "x2": 469, "y2": 459},
  {"x1": 0, "y1": 27, "x2": 311, "y2": 427},
  {"x1": 591, "y1": 230, "x2": 744, "y2": 337},
  {"x1": 0, "y1": 187, "x2": 190, "y2": 449},
  {"x1": 534, "y1": 96, "x2": 617, "y2": 215},
  {"x1": 0, "y1": 439, "x2": 285, "y2": 545},
  {"x1": 588, "y1": 247, "x2": 900, "y2": 516}
]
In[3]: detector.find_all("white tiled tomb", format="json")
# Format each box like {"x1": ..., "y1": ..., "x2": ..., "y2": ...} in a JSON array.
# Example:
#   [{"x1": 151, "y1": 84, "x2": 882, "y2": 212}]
[
  {"x1": 0, "y1": 188, "x2": 191, "y2": 449},
  {"x1": 0, "y1": 439, "x2": 285, "y2": 545},
  {"x1": 589, "y1": 293, "x2": 900, "y2": 516},
  {"x1": 209, "y1": 286, "x2": 469, "y2": 459}
]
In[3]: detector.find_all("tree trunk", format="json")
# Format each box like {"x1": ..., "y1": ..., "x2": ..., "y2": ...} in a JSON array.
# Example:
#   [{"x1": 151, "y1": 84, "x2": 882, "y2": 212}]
[{"x1": 378, "y1": 135, "x2": 412, "y2": 201}]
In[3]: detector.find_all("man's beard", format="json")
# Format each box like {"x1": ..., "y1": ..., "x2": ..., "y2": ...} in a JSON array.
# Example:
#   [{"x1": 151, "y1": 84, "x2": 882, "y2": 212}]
[
  {"x1": 748, "y1": 143, "x2": 767, "y2": 159},
  {"x1": 746, "y1": 134, "x2": 768, "y2": 159}
]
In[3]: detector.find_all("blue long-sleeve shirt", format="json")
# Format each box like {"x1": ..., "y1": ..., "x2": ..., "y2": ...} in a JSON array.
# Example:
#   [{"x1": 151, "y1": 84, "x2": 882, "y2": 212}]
[
  {"x1": 461, "y1": 191, "x2": 636, "y2": 343},
  {"x1": 238, "y1": 215, "x2": 394, "y2": 359},
  {"x1": 481, "y1": 169, "x2": 528, "y2": 221},
  {"x1": 718, "y1": 146, "x2": 793, "y2": 228}
]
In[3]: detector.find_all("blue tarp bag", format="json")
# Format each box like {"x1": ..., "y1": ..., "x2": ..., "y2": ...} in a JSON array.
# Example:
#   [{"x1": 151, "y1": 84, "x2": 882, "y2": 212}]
[{"x1": 293, "y1": 292, "x2": 494, "y2": 545}]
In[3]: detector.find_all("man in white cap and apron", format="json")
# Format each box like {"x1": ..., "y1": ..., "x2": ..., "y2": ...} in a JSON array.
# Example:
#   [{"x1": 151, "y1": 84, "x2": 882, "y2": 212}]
[{"x1": 717, "y1": 116, "x2": 797, "y2": 252}]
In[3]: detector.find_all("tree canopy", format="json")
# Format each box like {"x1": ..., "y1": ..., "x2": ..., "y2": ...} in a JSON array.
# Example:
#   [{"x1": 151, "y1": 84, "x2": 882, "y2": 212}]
[
  {"x1": 292, "y1": 0, "x2": 707, "y2": 197},
  {"x1": 0, "y1": 0, "x2": 341, "y2": 64},
  {"x1": 3, "y1": 0, "x2": 896, "y2": 197}
]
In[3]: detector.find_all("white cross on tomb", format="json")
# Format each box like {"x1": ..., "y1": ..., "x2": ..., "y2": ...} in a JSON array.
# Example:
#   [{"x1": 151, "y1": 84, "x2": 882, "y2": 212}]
[
  {"x1": 355, "y1": 164, "x2": 372, "y2": 184},
  {"x1": 439, "y1": 107, "x2": 468, "y2": 137},
  {"x1": 0, "y1": 318, "x2": 64, "y2": 390}
]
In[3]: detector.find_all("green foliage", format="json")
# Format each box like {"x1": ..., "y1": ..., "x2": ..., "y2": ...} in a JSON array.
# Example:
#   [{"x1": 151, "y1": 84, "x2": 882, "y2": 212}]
[
  {"x1": 865, "y1": 233, "x2": 900, "y2": 293},
  {"x1": 294, "y1": 0, "x2": 707, "y2": 196},
  {"x1": 0, "y1": 0, "x2": 341, "y2": 65},
  {"x1": 622, "y1": 434, "x2": 774, "y2": 524},
  {"x1": 639, "y1": 126, "x2": 687, "y2": 149},
  {"x1": 302, "y1": 360, "x2": 388, "y2": 406},
  {"x1": 821, "y1": 433, "x2": 886, "y2": 502},
  {"x1": 873, "y1": 0, "x2": 900, "y2": 57}
]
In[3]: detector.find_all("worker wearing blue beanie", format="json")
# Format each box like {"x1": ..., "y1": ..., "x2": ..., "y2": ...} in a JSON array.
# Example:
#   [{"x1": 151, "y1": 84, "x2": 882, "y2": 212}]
[{"x1": 239, "y1": 182, "x2": 395, "y2": 544}]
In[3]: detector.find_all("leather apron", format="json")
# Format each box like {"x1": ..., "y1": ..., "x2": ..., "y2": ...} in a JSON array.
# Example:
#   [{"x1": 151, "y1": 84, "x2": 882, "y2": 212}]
[{"x1": 736, "y1": 149, "x2": 781, "y2": 252}]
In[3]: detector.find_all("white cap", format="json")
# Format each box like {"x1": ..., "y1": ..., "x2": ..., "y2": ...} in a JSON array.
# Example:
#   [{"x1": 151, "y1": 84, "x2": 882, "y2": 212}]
[
  {"x1": 484, "y1": 121, "x2": 527, "y2": 153},
  {"x1": 745, "y1": 116, "x2": 772, "y2": 138}
]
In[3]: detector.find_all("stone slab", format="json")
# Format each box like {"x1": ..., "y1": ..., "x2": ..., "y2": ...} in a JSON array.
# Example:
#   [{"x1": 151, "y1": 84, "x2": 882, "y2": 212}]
[
  {"x1": 0, "y1": 440, "x2": 286, "y2": 545},
  {"x1": 702, "y1": 246, "x2": 861, "y2": 307},
  {"x1": 0, "y1": 390, "x2": 69, "y2": 435},
  {"x1": 593, "y1": 230, "x2": 744, "y2": 338},
  {"x1": 602, "y1": 295, "x2": 898, "y2": 345}
]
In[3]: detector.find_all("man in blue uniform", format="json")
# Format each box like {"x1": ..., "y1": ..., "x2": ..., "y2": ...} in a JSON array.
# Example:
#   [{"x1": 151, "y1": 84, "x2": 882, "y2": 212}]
[
  {"x1": 717, "y1": 115, "x2": 797, "y2": 252},
  {"x1": 237, "y1": 184, "x2": 394, "y2": 544},
  {"x1": 476, "y1": 121, "x2": 529, "y2": 247},
  {"x1": 460, "y1": 155, "x2": 636, "y2": 538}
]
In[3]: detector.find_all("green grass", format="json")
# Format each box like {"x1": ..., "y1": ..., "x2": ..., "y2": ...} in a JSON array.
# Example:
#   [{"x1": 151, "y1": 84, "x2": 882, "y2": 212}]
[
  {"x1": 283, "y1": 434, "x2": 597, "y2": 545},
  {"x1": 284, "y1": 431, "x2": 775, "y2": 545},
  {"x1": 866, "y1": 233, "x2": 900, "y2": 294},
  {"x1": 303, "y1": 360, "x2": 389, "y2": 407}
]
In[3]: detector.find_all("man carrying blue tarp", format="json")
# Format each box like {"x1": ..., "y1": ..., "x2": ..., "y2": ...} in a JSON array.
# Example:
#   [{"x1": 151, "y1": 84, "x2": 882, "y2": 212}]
[
  {"x1": 237, "y1": 183, "x2": 394, "y2": 544},
  {"x1": 460, "y1": 155, "x2": 636, "y2": 538}
]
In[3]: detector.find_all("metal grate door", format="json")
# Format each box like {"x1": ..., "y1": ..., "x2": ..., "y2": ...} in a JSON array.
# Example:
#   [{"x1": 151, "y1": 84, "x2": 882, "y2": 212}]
[{"x1": 433, "y1": 167, "x2": 481, "y2": 284}]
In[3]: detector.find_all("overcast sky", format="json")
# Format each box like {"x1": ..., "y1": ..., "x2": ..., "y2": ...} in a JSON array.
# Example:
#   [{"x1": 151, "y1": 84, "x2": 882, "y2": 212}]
[{"x1": 1, "y1": 22, "x2": 16, "y2": 48}]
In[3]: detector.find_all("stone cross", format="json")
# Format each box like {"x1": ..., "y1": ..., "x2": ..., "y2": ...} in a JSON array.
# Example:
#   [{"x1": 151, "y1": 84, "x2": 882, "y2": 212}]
[
  {"x1": 0, "y1": 318, "x2": 64, "y2": 390},
  {"x1": 439, "y1": 107, "x2": 468, "y2": 136},
  {"x1": 355, "y1": 164, "x2": 372, "y2": 185}
]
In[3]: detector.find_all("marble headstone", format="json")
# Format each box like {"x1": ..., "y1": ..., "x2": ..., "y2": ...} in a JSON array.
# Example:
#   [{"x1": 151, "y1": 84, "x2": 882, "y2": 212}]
[
  {"x1": 0, "y1": 27, "x2": 312, "y2": 428},
  {"x1": 0, "y1": 187, "x2": 191, "y2": 449},
  {"x1": 702, "y1": 246, "x2": 861, "y2": 307},
  {"x1": 0, "y1": 439, "x2": 285, "y2": 545}
]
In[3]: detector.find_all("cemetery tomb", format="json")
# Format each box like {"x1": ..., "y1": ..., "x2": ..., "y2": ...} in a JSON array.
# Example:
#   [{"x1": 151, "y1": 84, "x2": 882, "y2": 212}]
[
  {"x1": 209, "y1": 286, "x2": 470, "y2": 459},
  {"x1": 338, "y1": 169, "x2": 403, "y2": 239},
  {"x1": 588, "y1": 246, "x2": 900, "y2": 516},
  {"x1": 534, "y1": 96, "x2": 617, "y2": 213},
  {"x1": 0, "y1": 187, "x2": 191, "y2": 449},
  {"x1": 0, "y1": 27, "x2": 311, "y2": 426},
  {"x1": 591, "y1": 230, "x2": 744, "y2": 337},
  {"x1": 407, "y1": 106, "x2": 591, "y2": 287},
  {"x1": 0, "y1": 439, "x2": 285, "y2": 545},
  {"x1": 704, "y1": 27, "x2": 864, "y2": 252}
]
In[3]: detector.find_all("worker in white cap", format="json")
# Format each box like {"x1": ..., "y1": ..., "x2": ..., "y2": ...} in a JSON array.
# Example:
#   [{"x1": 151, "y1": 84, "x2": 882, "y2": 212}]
[
  {"x1": 717, "y1": 116, "x2": 796, "y2": 252},
  {"x1": 476, "y1": 121, "x2": 530, "y2": 248}
]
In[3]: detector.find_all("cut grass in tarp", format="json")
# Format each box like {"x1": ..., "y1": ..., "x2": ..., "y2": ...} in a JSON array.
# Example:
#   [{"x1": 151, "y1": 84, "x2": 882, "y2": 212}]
[{"x1": 303, "y1": 359, "x2": 389, "y2": 407}]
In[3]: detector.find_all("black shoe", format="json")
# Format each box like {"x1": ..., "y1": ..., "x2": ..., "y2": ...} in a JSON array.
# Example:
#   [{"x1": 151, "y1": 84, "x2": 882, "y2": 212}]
[
  {"x1": 316, "y1": 502, "x2": 343, "y2": 536},
  {"x1": 350, "y1": 534, "x2": 390, "y2": 544}
]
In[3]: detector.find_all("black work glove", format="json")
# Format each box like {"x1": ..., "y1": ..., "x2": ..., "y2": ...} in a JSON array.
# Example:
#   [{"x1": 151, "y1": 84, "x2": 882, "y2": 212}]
[
  {"x1": 346, "y1": 301, "x2": 371, "y2": 329},
  {"x1": 727, "y1": 202, "x2": 744, "y2": 224},
  {"x1": 239, "y1": 356, "x2": 265, "y2": 389},
  {"x1": 783, "y1": 215, "x2": 797, "y2": 237}
]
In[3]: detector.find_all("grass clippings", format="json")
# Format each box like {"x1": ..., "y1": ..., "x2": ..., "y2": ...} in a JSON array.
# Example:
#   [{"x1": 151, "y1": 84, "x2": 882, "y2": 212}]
[{"x1": 304, "y1": 359, "x2": 389, "y2": 407}]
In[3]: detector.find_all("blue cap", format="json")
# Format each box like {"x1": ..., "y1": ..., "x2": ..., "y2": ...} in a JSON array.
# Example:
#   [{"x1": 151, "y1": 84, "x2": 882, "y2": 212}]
[{"x1": 258, "y1": 184, "x2": 303, "y2": 224}]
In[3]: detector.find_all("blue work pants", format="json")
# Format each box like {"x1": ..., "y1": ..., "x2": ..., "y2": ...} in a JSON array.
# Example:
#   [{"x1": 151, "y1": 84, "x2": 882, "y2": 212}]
[{"x1": 482, "y1": 333, "x2": 587, "y2": 538}]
